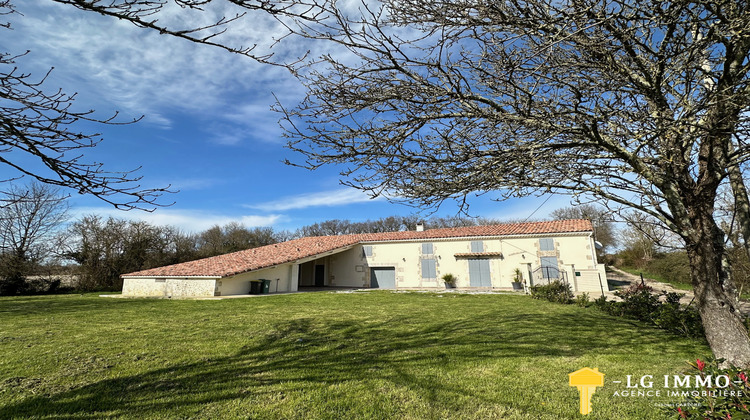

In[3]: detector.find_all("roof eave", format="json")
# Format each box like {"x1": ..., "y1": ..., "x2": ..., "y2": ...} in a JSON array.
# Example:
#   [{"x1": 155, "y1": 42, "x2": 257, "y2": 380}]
[
  {"x1": 219, "y1": 243, "x2": 360, "y2": 278},
  {"x1": 121, "y1": 275, "x2": 222, "y2": 279},
  {"x1": 359, "y1": 230, "x2": 593, "y2": 244}
]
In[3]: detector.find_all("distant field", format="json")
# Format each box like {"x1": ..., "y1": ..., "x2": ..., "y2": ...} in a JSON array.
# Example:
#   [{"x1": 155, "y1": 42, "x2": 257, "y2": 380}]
[{"x1": 0, "y1": 291, "x2": 706, "y2": 419}]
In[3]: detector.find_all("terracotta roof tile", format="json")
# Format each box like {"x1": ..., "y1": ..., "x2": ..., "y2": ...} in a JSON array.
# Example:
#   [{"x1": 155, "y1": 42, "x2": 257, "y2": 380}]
[{"x1": 122, "y1": 219, "x2": 592, "y2": 278}]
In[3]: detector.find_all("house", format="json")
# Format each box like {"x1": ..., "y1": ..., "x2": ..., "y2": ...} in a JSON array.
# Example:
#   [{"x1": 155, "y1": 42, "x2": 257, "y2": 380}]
[{"x1": 121, "y1": 219, "x2": 608, "y2": 297}]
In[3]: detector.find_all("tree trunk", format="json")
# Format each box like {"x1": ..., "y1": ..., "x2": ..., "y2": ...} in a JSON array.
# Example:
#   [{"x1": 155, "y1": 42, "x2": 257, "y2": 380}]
[
  {"x1": 727, "y1": 160, "x2": 750, "y2": 299},
  {"x1": 686, "y1": 213, "x2": 750, "y2": 368}
]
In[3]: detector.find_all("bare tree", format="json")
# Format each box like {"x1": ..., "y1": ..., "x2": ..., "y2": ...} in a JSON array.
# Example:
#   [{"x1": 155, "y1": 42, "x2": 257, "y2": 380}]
[
  {"x1": 551, "y1": 205, "x2": 616, "y2": 254},
  {"x1": 66, "y1": 215, "x2": 201, "y2": 290},
  {"x1": 37, "y1": 0, "x2": 750, "y2": 366},
  {"x1": 0, "y1": 2, "x2": 173, "y2": 210},
  {"x1": 196, "y1": 223, "x2": 279, "y2": 257},
  {"x1": 268, "y1": 0, "x2": 750, "y2": 367},
  {"x1": 0, "y1": 181, "x2": 68, "y2": 294},
  {"x1": 297, "y1": 219, "x2": 354, "y2": 237}
]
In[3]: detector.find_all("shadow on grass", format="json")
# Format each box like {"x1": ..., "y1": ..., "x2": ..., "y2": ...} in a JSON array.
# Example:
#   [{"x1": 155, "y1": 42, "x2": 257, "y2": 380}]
[
  {"x1": 2, "y1": 308, "x2": 697, "y2": 419},
  {"x1": 607, "y1": 279, "x2": 631, "y2": 289},
  {"x1": 0, "y1": 294, "x2": 142, "y2": 316}
]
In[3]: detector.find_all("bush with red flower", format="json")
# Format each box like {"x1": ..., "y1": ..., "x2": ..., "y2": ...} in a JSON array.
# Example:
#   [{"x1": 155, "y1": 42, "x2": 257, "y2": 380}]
[{"x1": 670, "y1": 357, "x2": 750, "y2": 419}]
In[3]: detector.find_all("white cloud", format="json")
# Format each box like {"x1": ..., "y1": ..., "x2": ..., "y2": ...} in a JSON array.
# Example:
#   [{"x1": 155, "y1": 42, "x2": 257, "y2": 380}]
[
  {"x1": 247, "y1": 188, "x2": 380, "y2": 211},
  {"x1": 6, "y1": 2, "x2": 305, "y2": 134},
  {"x1": 70, "y1": 207, "x2": 283, "y2": 233}
]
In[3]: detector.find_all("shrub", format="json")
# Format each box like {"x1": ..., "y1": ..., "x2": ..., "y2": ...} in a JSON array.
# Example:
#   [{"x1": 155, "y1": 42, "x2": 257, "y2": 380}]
[
  {"x1": 647, "y1": 251, "x2": 691, "y2": 286},
  {"x1": 615, "y1": 283, "x2": 661, "y2": 322},
  {"x1": 652, "y1": 292, "x2": 704, "y2": 338},
  {"x1": 593, "y1": 294, "x2": 609, "y2": 308},
  {"x1": 667, "y1": 357, "x2": 750, "y2": 419},
  {"x1": 530, "y1": 280, "x2": 573, "y2": 304},
  {"x1": 595, "y1": 286, "x2": 704, "y2": 339},
  {"x1": 24, "y1": 277, "x2": 61, "y2": 294},
  {"x1": 575, "y1": 292, "x2": 590, "y2": 307}
]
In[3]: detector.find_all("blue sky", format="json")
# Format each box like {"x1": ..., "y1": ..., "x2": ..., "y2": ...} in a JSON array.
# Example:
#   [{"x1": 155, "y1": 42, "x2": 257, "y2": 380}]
[{"x1": 1, "y1": 1, "x2": 573, "y2": 233}]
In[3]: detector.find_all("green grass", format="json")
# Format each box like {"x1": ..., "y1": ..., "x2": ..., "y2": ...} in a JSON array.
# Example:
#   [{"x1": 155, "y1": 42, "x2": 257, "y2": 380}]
[{"x1": 0, "y1": 292, "x2": 706, "y2": 419}]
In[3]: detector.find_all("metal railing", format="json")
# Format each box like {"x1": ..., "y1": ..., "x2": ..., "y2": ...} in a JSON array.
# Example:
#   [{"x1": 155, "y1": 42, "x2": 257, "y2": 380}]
[{"x1": 530, "y1": 266, "x2": 569, "y2": 289}]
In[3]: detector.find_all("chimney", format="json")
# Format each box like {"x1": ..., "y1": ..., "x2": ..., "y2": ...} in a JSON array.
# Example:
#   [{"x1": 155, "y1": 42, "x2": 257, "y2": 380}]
[{"x1": 416, "y1": 222, "x2": 424, "y2": 232}]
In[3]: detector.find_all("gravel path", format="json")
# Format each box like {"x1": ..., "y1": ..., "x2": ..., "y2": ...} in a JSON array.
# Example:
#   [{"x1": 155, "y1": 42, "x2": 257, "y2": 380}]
[{"x1": 606, "y1": 267, "x2": 750, "y2": 315}]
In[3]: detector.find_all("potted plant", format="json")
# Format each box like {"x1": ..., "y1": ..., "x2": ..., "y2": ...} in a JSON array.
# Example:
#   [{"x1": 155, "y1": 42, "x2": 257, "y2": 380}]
[
  {"x1": 512, "y1": 268, "x2": 525, "y2": 291},
  {"x1": 441, "y1": 273, "x2": 457, "y2": 289}
]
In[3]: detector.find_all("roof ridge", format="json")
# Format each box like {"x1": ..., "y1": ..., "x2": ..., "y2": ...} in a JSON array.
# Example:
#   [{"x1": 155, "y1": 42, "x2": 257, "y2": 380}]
[{"x1": 122, "y1": 219, "x2": 593, "y2": 278}]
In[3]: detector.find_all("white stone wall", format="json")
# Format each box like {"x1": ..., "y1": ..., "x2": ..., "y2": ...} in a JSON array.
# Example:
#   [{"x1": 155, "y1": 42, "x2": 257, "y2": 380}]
[
  {"x1": 122, "y1": 278, "x2": 217, "y2": 297},
  {"x1": 571, "y1": 265, "x2": 610, "y2": 293},
  {"x1": 122, "y1": 278, "x2": 166, "y2": 296},
  {"x1": 326, "y1": 233, "x2": 606, "y2": 292},
  {"x1": 122, "y1": 233, "x2": 607, "y2": 296},
  {"x1": 218, "y1": 265, "x2": 296, "y2": 295}
]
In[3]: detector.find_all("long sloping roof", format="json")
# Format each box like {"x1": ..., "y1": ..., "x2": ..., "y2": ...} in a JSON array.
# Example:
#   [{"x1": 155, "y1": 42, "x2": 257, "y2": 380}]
[{"x1": 122, "y1": 219, "x2": 592, "y2": 278}]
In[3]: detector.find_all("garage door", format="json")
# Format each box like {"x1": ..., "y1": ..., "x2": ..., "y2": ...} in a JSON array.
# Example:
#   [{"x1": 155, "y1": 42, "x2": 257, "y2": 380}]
[{"x1": 371, "y1": 267, "x2": 396, "y2": 289}]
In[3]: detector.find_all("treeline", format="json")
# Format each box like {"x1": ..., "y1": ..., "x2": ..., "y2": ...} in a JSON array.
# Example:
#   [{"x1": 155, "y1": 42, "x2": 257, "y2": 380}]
[
  {"x1": 67, "y1": 214, "x2": 506, "y2": 291},
  {"x1": 0, "y1": 190, "x2": 516, "y2": 294},
  {"x1": 297, "y1": 215, "x2": 505, "y2": 237},
  {"x1": 612, "y1": 225, "x2": 750, "y2": 298},
  {"x1": 0, "y1": 182, "x2": 617, "y2": 295},
  {"x1": 62, "y1": 216, "x2": 284, "y2": 291}
]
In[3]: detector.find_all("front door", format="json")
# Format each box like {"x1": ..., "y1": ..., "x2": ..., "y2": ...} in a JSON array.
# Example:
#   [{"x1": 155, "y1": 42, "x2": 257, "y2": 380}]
[
  {"x1": 314, "y1": 264, "x2": 325, "y2": 287},
  {"x1": 469, "y1": 259, "x2": 492, "y2": 287},
  {"x1": 540, "y1": 256, "x2": 559, "y2": 279},
  {"x1": 371, "y1": 267, "x2": 396, "y2": 289}
]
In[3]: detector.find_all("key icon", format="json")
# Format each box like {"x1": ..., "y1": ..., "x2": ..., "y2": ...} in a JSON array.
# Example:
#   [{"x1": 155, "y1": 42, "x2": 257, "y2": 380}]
[{"x1": 569, "y1": 367, "x2": 604, "y2": 415}]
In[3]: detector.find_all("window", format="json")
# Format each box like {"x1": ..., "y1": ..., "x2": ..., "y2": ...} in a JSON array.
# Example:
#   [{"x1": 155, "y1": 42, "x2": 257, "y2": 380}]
[
  {"x1": 422, "y1": 242, "x2": 434, "y2": 254},
  {"x1": 539, "y1": 238, "x2": 555, "y2": 251},
  {"x1": 421, "y1": 258, "x2": 437, "y2": 279},
  {"x1": 471, "y1": 240, "x2": 484, "y2": 253},
  {"x1": 363, "y1": 245, "x2": 373, "y2": 257}
]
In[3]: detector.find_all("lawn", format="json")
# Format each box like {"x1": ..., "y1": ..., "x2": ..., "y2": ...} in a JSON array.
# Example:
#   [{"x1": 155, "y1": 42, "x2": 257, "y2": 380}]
[{"x1": 0, "y1": 291, "x2": 706, "y2": 419}]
